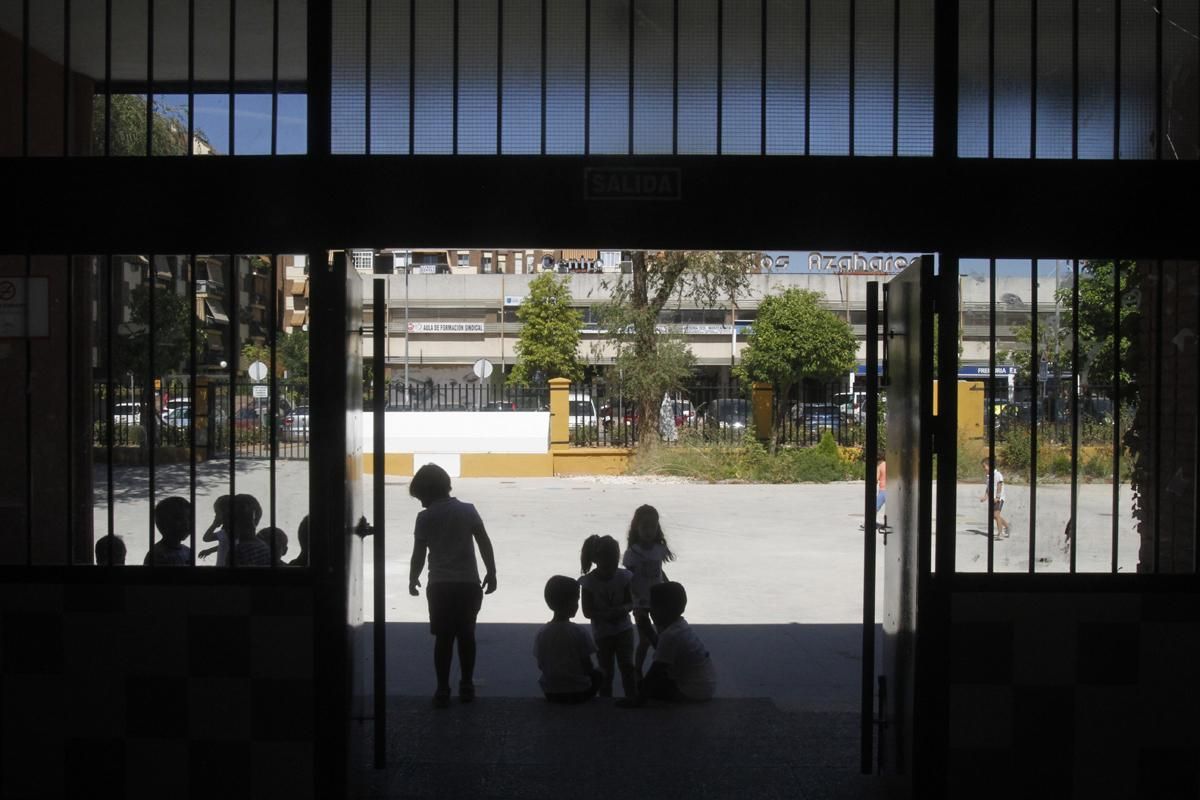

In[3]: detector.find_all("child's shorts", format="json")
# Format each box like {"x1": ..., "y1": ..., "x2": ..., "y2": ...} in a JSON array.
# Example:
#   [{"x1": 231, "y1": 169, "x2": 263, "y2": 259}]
[{"x1": 427, "y1": 581, "x2": 483, "y2": 636}]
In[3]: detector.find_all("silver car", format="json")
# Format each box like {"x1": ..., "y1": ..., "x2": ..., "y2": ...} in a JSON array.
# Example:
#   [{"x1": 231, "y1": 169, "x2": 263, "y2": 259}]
[{"x1": 282, "y1": 405, "x2": 310, "y2": 442}]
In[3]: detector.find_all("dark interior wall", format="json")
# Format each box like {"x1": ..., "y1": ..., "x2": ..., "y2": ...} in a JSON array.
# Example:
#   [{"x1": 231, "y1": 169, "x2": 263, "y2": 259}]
[{"x1": 0, "y1": 29, "x2": 97, "y2": 157}]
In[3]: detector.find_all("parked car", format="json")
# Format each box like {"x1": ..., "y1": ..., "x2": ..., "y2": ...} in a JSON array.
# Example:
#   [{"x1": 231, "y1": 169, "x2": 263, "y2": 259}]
[
  {"x1": 281, "y1": 406, "x2": 310, "y2": 441},
  {"x1": 793, "y1": 403, "x2": 852, "y2": 429},
  {"x1": 160, "y1": 398, "x2": 191, "y2": 422},
  {"x1": 480, "y1": 401, "x2": 518, "y2": 411},
  {"x1": 112, "y1": 402, "x2": 142, "y2": 425},
  {"x1": 162, "y1": 406, "x2": 192, "y2": 429},
  {"x1": 700, "y1": 398, "x2": 751, "y2": 429},
  {"x1": 568, "y1": 392, "x2": 598, "y2": 430}
]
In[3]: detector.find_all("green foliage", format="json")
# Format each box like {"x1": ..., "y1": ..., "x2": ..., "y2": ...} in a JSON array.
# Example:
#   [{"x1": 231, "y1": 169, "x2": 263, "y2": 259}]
[
  {"x1": 632, "y1": 432, "x2": 857, "y2": 483},
  {"x1": 597, "y1": 251, "x2": 755, "y2": 443},
  {"x1": 113, "y1": 281, "x2": 202, "y2": 381},
  {"x1": 239, "y1": 330, "x2": 308, "y2": 379},
  {"x1": 508, "y1": 273, "x2": 584, "y2": 386},
  {"x1": 738, "y1": 288, "x2": 857, "y2": 387},
  {"x1": 90, "y1": 94, "x2": 210, "y2": 156}
]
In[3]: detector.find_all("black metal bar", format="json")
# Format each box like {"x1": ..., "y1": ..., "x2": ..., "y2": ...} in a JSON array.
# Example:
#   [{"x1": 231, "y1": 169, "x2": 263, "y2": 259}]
[
  {"x1": 716, "y1": 0, "x2": 722, "y2": 155},
  {"x1": 63, "y1": 0, "x2": 71, "y2": 155},
  {"x1": 1114, "y1": 0, "x2": 1120, "y2": 159},
  {"x1": 106, "y1": 255, "x2": 115, "y2": 562},
  {"x1": 1030, "y1": 0, "x2": 1037, "y2": 159},
  {"x1": 988, "y1": 258, "x2": 996, "y2": 572},
  {"x1": 987, "y1": 0, "x2": 994, "y2": 159},
  {"x1": 66, "y1": 256, "x2": 73, "y2": 564},
  {"x1": 629, "y1": 0, "x2": 635, "y2": 155},
  {"x1": 22, "y1": 0, "x2": 29, "y2": 157},
  {"x1": 147, "y1": 0, "x2": 154, "y2": 156},
  {"x1": 540, "y1": 0, "x2": 546, "y2": 155},
  {"x1": 229, "y1": 0, "x2": 236, "y2": 155},
  {"x1": 372, "y1": 269, "x2": 387, "y2": 769},
  {"x1": 584, "y1": 0, "x2": 591, "y2": 155},
  {"x1": 105, "y1": 0, "x2": 112, "y2": 156},
  {"x1": 25, "y1": 255, "x2": 32, "y2": 566},
  {"x1": 861, "y1": 279, "x2": 879, "y2": 774},
  {"x1": 272, "y1": 0, "x2": 279, "y2": 156},
  {"x1": 228, "y1": 255, "x2": 238, "y2": 566},
  {"x1": 848, "y1": 0, "x2": 855, "y2": 156},
  {"x1": 1070, "y1": 260, "x2": 1079, "y2": 571},
  {"x1": 804, "y1": 0, "x2": 811, "y2": 155},
  {"x1": 932, "y1": 0, "x2": 957, "y2": 160},
  {"x1": 270, "y1": 255, "x2": 279, "y2": 563},
  {"x1": 1112, "y1": 259, "x2": 1121, "y2": 573},
  {"x1": 937, "y1": 256, "x2": 960, "y2": 575},
  {"x1": 1071, "y1": 0, "x2": 1078, "y2": 159},
  {"x1": 760, "y1": 0, "x2": 766, "y2": 156},
  {"x1": 188, "y1": 0, "x2": 195, "y2": 155},
  {"x1": 672, "y1": 0, "x2": 678, "y2": 155},
  {"x1": 1154, "y1": 0, "x2": 1162, "y2": 160},
  {"x1": 189, "y1": 254, "x2": 198, "y2": 565},
  {"x1": 1030, "y1": 261, "x2": 1039, "y2": 572},
  {"x1": 1195, "y1": 260, "x2": 1200, "y2": 574},
  {"x1": 148, "y1": 257, "x2": 157, "y2": 565},
  {"x1": 891, "y1": 0, "x2": 899, "y2": 156},
  {"x1": 1153, "y1": 260, "x2": 1163, "y2": 571},
  {"x1": 497, "y1": 0, "x2": 503, "y2": 154},
  {"x1": 366, "y1": 0, "x2": 372, "y2": 155},
  {"x1": 451, "y1": 0, "x2": 458, "y2": 155},
  {"x1": 409, "y1": 0, "x2": 416, "y2": 155}
]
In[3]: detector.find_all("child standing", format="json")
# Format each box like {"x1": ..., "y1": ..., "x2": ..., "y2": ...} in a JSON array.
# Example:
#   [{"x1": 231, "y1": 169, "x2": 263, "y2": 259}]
[
  {"x1": 408, "y1": 463, "x2": 498, "y2": 708},
  {"x1": 980, "y1": 457, "x2": 1009, "y2": 539},
  {"x1": 145, "y1": 496, "x2": 193, "y2": 566},
  {"x1": 534, "y1": 575, "x2": 601, "y2": 703},
  {"x1": 622, "y1": 504, "x2": 675, "y2": 674},
  {"x1": 579, "y1": 535, "x2": 636, "y2": 698}
]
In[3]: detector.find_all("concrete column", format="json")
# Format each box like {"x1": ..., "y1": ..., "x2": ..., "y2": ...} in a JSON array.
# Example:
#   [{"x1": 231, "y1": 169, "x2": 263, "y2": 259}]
[
  {"x1": 752, "y1": 382, "x2": 773, "y2": 443},
  {"x1": 549, "y1": 377, "x2": 571, "y2": 451}
]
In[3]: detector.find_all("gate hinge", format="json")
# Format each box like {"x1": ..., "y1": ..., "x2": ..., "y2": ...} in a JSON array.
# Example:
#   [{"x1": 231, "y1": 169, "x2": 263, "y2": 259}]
[{"x1": 355, "y1": 516, "x2": 374, "y2": 537}]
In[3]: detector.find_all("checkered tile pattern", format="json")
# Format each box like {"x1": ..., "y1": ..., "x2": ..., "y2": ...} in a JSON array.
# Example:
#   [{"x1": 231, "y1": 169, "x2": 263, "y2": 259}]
[
  {"x1": 946, "y1": 591, "x2": 1200, "y2": 800},
  {"x1": 0, "y1": 582, "x2": 316, "y2": 800}
]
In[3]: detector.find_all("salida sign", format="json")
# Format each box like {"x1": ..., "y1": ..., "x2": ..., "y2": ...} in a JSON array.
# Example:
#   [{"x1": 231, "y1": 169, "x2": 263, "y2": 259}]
[{"x1": 585, "y1": 168, "x2": 681, "y2": 200}]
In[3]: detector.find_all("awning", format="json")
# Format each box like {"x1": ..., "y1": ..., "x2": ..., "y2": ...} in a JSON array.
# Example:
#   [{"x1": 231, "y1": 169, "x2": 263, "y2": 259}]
[
  {"x1": 560, "y1": 249, "x2": 599, "y2": 260},
  {"x1": 205, "y1": 299, "x2": 229, "y2": 324}
]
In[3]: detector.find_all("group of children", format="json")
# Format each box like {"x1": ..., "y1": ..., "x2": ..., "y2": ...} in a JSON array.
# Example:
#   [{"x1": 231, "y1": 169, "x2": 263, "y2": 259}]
[
  {"x1": 92, "y1": 494, "x2": 310, "y2": 567},
  {"x1": 405, "y1": 462, "x2": 715, "y2": 709},
  {"x1": 536, "y1": 507, "x2": 717, "y2": 707}
]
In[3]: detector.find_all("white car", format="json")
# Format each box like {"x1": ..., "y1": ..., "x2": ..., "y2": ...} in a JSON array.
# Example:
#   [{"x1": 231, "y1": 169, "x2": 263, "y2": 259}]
[
  {"x1": 112, "y1": 402, "x2": 141, "y2": 425},
  {"x1": 567, "y1": 394, "x2": 597, "y2": 430}
]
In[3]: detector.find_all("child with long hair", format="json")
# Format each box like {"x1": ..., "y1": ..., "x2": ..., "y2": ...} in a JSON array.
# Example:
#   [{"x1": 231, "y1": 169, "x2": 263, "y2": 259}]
[
  {"x1": 579, "y1": 534, "x2": 637, "y2": 698},
  {"x1": 622, "y1": 505, "x2": 675, "y2": 674}
]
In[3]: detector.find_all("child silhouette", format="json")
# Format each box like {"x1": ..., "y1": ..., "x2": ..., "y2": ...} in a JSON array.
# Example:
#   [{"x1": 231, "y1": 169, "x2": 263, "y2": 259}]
[
  {"x1": 622, "y1": 505, "x2": 675, "y2": 675},
  {"x1": 535, "y1": 575, "x2": 602, "y2": 703},
  {"x1": 579, "y1": 534, "x2": 636, "y2": 698},
  {"x1": 618, "y1": 581, "x2": 716, "y2": 707},
  {"x1": 145, "y1": 496, "x2": 193, "y2": 566}
]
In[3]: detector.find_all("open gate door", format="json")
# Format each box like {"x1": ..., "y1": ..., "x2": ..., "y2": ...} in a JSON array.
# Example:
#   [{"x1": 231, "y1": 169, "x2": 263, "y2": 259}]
[
  {"x1": 310, "y1": 250, "x2": 366, "y2": 795},
  {"x1": 878, "y1": 255, "x2": 935, "y2": 791}
]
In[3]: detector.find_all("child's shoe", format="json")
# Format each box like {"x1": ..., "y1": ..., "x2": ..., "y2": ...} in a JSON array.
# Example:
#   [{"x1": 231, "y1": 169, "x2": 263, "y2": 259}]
[
  {"x1": 459, "y1": 681, "x2": 476, "y2": 703},
  {"x1": 432, "y1": 687, "x2": 451, "y2": 709}
]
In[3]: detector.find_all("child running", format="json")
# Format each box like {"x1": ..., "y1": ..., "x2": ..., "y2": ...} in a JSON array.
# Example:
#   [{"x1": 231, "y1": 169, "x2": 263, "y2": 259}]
[
  {"x1": 579, "y1": 534, "x2": 636, "y2": 699},
  {"x1": 408, "y1": 463, "x2": 498, "y2": 708},
  {"x1": 622, "y1": 504, "x2": 675, "y2": 675}
]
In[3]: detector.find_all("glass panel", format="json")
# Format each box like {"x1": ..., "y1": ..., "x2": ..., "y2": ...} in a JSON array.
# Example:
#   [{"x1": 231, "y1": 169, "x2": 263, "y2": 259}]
[
  {"x1": 1119, "y1": 0, "x2": 1156, "y2": 160},
  {"x1": 193, "y1": 93, "x2": 229, "y2": 154},
  {"x1": 413, "y1": 0, "x2": 454, "y2": 154},
  {"x1": 277, "y1": 93, "x2": 308, "y2": 154},
  {"x1": 0, "y1": 0, "x2": 24, "y2": 156},
  {"x1": 370, "y1": 0, "x2": 410, "y2": 154},
  {"x1": 957, "y1": 0, "x2": 988, "y2": 158},
  {"x1": 677, "y1": 0, "x2": 718, "y2": 154},
  {"x1": 545, "y1": 0, "x2": 585, "y2": 153},
  {"x1": 589, "y1": 0, "x2": 630, "y2": 154},
  {"x1": 766, "y1": 0, "x2": 806, "y2": 154},
  {"x1": 993, "y1": 0, "x2": 1031, "y2": 159},
  {"x1": 855, "y1": 0, "x2": 894, "y2": 156},
  {"x1": 234, "y1": 93, "x2": 273, "y2": 154},
  {"x1": 632, "y1": 0, "x2": 672, "y2": 155},
  {"x1": 1162, "y1": 0, "x2": 1200, "y2": 160},
  {"x1": 1077, "y1": 0, "x2": 1115, "y2": 159},
  {"x1": 500, "y1": 0, "x2": 540, "y2": 154},
  {"x1": 28, "y1": 0, "x2": 66, "y2": 155},
  {"x1": 332, "y1": 0, "x2": 365, "y2": 153},
  {"x1": 1035, "y1": 0, "x2": 1072, "y2": 159},
  {"x1": 809, "y1": 0, "x2": 850, "y2": 155},
  {"x1": 897, "y1": 0, "x2": 933, "y2": 155},
  {"x1": 458, "y1": 0, "x2": 499, "y2": 155},
  {"x1": 153, "y1": 0, "x2": 189, "y2": 82},
  {"x1": 721, "y1": 0, "x2": 761, "y2": 155}
]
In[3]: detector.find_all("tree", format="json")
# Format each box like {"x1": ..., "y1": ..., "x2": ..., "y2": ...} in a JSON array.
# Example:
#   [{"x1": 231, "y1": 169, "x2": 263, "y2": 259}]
[
  {"x1": 507, "y1": 273, "x2": 584, "y2": 386},
  {"x1": 596, "y1": 251, "x2": 754, "y2": 444},
  {"x1": 91, "y1": 94, "x2": 211, "y2": 156},
  {"x1": 280, "y1": 330, "x2": 310, "y2": 380},
  {"x1": 737, "y1": 288, "x2": 858, "y2": 447}
]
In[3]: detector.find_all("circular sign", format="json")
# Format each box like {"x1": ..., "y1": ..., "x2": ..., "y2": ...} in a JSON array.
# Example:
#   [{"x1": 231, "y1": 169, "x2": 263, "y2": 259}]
[
  {"x1": 247, "y1": 360, "x2": 269, "y2": 381},
  {"x1": 472, "y1": 359, "x2": 494, "y2": 379},
  {"x1": 0, "y1": 281, "x2": 15, "y2": 301}
]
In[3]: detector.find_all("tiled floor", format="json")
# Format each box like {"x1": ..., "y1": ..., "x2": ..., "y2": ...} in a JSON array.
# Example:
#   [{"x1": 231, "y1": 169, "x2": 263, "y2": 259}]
[{"x1": 351, "y1": 696, "x2": 891, "y2": 799}]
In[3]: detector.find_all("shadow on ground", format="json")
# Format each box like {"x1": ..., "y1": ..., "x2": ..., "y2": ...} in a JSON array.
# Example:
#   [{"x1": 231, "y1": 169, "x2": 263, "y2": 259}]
[{"x1": 350, "y1": 623, "x2": 885, "y2": 799}]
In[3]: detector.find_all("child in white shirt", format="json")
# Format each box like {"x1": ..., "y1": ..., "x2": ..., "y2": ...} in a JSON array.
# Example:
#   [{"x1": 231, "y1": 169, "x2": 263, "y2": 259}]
[
  {"x1": 579, "y1": 535, "x2": 636, "y2": 698},
  {"x1": 619, "y1": 581, "x2": 716, "y2": 707},
  {"x1": 622, "y1": 505, "x2": 675, "y2": 674}
]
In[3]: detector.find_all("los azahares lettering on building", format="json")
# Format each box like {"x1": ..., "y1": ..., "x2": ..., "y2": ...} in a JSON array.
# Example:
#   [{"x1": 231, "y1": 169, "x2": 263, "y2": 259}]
[{"x1": 808, "y1": 252, "x2": 910, "y2": 274}]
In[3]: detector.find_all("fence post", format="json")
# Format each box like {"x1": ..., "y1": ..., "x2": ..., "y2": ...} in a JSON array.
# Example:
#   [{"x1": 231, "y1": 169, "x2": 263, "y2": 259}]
[
  {"x1": 194, "y1": 376, "x2": 211, "y2": 461},
  {"x1": 549, "y1": 378, "x2": 571, "y2": 451},
  {"x1": 752, "y1": 382, "x2": 773, "y2": 443}
]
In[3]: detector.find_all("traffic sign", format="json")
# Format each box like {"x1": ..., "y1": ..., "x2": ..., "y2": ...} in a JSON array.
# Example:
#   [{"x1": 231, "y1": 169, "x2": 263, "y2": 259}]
[
  {"x1": 472, "y1": 358, "x2": 494, "y2": 379},
  {"x1": 248, "y1": 360, "x2": 269, "y2": 381},
  {"x1": 253, "y1": 385, "x2": 269, "y2": 399}
]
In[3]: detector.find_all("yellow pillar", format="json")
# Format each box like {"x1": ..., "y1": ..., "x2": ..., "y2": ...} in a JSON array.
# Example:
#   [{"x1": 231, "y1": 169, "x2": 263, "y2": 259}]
[
  {"x1": 549, "y1": 377, "x2": 571, "y2": 451},
  {"x1": 751, "y1": 382, "x2": 773, "y2": 442}
]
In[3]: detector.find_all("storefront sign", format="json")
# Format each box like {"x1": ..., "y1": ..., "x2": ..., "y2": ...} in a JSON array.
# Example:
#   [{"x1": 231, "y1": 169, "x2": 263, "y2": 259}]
[
  {"x1": 808, "y1": 252, "x2": 911, "y2": 274},
  {"x1": 406, "y1": 321, "x2": 485, "y2": 334},
  {"x1": 0, "y1": 277, "x2": 49, "y2": 337}
]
